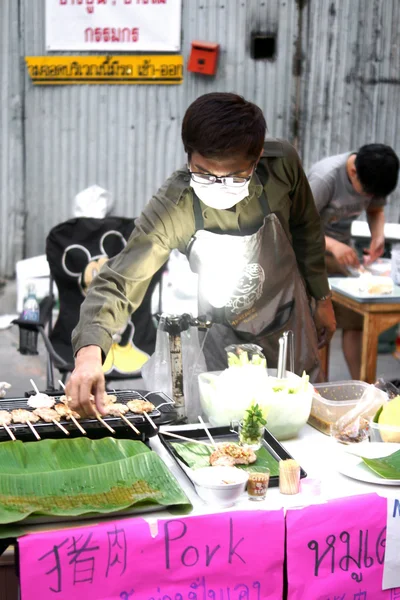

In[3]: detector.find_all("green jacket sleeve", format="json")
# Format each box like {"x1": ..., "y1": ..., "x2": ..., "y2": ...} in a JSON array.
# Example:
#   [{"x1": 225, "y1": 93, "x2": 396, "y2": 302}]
[
  {"x1": 285, "y1": 144, "x2": 330, "y2": 299},
  {"x1": 71, "y1": 170, "x2": 194, "y2": 359}
]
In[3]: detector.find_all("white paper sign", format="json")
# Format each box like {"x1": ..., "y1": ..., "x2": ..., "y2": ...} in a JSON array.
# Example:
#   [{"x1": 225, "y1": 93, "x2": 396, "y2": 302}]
[
  {"x1": 46, "y1": 0, "x2": 182, "y2": 52},
  {"x1": 382, "y1": 497, "x2": 400, "y2": 590}
]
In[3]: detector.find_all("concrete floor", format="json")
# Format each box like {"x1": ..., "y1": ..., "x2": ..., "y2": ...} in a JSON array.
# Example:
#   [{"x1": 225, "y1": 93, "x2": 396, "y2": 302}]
[{"x1": 1, "y1": 279, "x2": 399, "y2": 398}]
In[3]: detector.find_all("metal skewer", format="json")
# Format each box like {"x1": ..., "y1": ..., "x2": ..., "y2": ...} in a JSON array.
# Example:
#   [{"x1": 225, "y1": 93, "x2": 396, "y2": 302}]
[
  {"x1": 161, "y1": 430, "x2": 212, "y2": 446},
  {"x1": 277, "y1": 336, "x2": 285, "y2": 379},
  {"x1": 27, "y1": 421, "x2": 41, "y2": 440},
  {"x1": 1, "y1": 424, "x2": 16, "y2": 442},
  {"x1": 198, "y1": 415, "x2": 216, "y2": 447}
]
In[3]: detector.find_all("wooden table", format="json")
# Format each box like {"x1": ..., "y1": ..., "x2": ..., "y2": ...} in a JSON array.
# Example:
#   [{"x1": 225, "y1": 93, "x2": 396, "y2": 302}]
[{"x1": 323, "y1": 289, "x2": 400, "y2": 383}]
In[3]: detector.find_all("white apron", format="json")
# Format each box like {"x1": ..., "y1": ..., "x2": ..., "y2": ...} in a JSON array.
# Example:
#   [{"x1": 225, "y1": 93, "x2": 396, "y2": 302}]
[{"x1": 187, "y1": 172, "x2": 322, "y2": 382}]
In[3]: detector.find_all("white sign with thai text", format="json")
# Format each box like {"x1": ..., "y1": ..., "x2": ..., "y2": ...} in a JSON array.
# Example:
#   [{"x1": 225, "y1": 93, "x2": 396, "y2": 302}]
[
  {"x1": 46, "y1": 0, "x2": 182, "y2": 52},
  {"x1": 382, "y1": 497, "x2": 400, "y2": 590}
]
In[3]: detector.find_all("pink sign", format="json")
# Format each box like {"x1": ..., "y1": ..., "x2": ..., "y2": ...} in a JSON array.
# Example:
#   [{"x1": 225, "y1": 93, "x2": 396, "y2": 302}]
[
  {"x1": 286, "y1": 493, "x2": 399, "y2": 600},
  {"x1": 19, "y1": 510, "x2": 284, "y2": 600}
]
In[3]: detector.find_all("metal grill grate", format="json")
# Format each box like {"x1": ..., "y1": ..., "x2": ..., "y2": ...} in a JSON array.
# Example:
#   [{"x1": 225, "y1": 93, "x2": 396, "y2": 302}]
[{"x1": 0, "y1": 390, "x2": 174, "y2": 441}]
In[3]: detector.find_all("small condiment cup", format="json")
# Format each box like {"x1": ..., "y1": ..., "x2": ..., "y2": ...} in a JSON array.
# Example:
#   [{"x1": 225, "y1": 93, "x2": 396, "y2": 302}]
[{"x1": 247, "y1": 469, "x2": 270, "y2": 501}]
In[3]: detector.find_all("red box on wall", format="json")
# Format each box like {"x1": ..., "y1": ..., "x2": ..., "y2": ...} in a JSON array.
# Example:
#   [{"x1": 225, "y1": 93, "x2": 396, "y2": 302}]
[{"x1": 187, "y1": 41, "x2": 220, "y2": 75}]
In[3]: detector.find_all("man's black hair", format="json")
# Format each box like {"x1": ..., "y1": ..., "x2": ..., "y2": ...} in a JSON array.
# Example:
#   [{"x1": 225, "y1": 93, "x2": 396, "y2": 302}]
[
  {"x1": 181, "y1": 92, "x2": 267, "y2": 161},
  {"x1": 355, "y1": 144, "x2": 399, "y2": 196}
]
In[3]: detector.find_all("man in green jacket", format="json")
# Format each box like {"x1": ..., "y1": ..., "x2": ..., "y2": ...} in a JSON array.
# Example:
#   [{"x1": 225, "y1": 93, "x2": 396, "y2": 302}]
[{"x1": 67, "y1": 92, "x2": 336, "y2": 417}]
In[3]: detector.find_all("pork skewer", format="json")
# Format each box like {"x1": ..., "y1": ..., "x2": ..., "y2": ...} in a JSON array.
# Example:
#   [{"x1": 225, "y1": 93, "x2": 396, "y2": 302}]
[
  {"x1": 104, "y1": 402, "x2": 141, "y2": 435},
  {"x1": 27, "y1": 379, "x2": 55, "y2": 409},
  {"x1": 58, "y1": 381, "x2": 115, "y2": 435},
  {"x1": 54, "y1": 403, "x2": 87, "y2": 436},
  {"x1": 127, "y1": 399, "x2": 157, "y2": 430},
  {"x1": 11, "y1": 409, "x2": 41, "y2": 440},
  {"x1": 33, "y1": 407, "x2": 70, "y2": 436},
  {"x1": 0, "y1": 410, "x2": 16, "y2": 441}
]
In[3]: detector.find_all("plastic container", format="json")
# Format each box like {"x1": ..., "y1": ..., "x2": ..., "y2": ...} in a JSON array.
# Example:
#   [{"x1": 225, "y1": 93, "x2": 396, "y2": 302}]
[
  {"x1": 309, "y1": 381, "x2": 370, "y2": 435},
  {"x1": 391, "y1": 243, "x2": 400, "y2": 285},
  {"x1": 365, "y1": 258, "x2": 392, "y2": 277},
  {"x1": 192, "y1": 466, "x2": 249, "y2": 507}
]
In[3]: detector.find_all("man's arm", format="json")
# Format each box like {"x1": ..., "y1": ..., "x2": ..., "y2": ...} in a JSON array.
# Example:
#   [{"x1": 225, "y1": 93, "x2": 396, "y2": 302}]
[
  {"x1": 67, "y1": 171, "x2": 192, "y2": 416},
  {"x1": 308, "y1": 173, "x2": 359, "y2": 268},
  {"x1": 365, "y1": 206, "x2": 385, "y2": 265},
  {"x1": 325, "y1": 235, "x2": 360, "y2": 268}
]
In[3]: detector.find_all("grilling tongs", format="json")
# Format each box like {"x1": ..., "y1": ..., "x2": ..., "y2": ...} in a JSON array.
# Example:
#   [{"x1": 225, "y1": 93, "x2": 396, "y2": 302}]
[{"x1": 276, "y1": 331, "x2": 294, "y2": 379}]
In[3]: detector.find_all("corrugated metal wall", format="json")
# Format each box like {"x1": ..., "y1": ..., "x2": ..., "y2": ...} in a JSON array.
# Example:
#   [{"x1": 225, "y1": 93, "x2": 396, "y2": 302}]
[
  {"x1": 8, "y1": 0, "x2": 298, "y2": 274},
  {"x1": 0, "y1": 0, "x2": 25, "y2": 277},
  {"x1": 1, "y1": 0, "x2": 400, "y2": 276},
  {"x1": 299, "y1": 0, "x2": 400, "y2": 222}
]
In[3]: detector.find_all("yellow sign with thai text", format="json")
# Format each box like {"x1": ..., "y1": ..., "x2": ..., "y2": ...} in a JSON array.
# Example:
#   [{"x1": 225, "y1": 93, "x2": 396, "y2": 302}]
[{"x1": 25, "y1": 55, "x2": 183, "y2": 85}]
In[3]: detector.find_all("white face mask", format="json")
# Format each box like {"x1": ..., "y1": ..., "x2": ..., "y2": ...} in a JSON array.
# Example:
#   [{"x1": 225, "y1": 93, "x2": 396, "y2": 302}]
[{"x1": 190, "y1": 179, "x2": 251, "y2": 210}]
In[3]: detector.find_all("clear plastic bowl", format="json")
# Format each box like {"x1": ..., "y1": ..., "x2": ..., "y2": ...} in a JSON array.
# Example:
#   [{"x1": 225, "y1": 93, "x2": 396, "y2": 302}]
[
  {"x1": 309, "y1": 381, "x2": 370, "y2": 435},
  {"x1": 199, "y1": 369, "x2": 312, "y2": 440}
]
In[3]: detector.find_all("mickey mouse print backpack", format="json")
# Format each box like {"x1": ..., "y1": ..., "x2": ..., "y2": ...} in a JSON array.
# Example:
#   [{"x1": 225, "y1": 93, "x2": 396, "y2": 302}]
[{"x1": 46, "y1": 216, "x2": 165, "y2": 378}]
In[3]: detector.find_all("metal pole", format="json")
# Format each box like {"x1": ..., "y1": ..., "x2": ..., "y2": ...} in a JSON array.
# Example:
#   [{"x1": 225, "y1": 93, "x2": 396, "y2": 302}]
[{"x1": 169, "y1": 332, "x2": 186, "y2": 422}]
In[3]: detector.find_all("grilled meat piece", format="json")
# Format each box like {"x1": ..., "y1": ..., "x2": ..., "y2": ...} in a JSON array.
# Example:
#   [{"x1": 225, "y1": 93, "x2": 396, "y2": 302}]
[
  {"x1": 105, "y1": 403, "x2": 129, "y2": 417},
  {"x1": 33, "y1": 407, "x2": 60, "y2": 422},
  {"x1": 54, "y1": 403, "x2": 80, "y2": 420},
  {"x1": 11, "y1": 409, "x2": 39, "y2": 424},
  {"x1": 0, "y1": 410, "x2": 12, "y2": 426},
  {"x1": 209, "y1": 443, "x2": 257, "y2": 466},
  {"x1": 127, "y1": 399, "x2": 155, "y2": 414}
]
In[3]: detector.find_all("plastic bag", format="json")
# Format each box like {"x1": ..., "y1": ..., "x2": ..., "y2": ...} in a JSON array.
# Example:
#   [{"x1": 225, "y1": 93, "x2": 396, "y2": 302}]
[
  {"x1": 331, "y1": 383, "x2": 388, "y2": 443},
  {"x1": 141, "y1": 314, "x2": 207, "y2": 423},
  {"x1": 0, "y1": 382, "x2": 11, "y2": 399}
]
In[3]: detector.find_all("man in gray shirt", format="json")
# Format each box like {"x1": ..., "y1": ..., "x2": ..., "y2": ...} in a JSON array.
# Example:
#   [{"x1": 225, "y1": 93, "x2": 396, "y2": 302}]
[{"x1": 308, "y1": 144, "x2": 399, "y2": 379}]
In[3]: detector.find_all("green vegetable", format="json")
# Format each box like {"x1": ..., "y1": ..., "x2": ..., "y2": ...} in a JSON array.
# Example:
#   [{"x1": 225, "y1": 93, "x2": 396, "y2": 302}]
[
  {"x1": 271, "y1": 371, "x2": 310, "y2": 395},
  {"x1": 240, "y1": 403, "x2": 267, "y2": 444},
  {"x1": 226, "y1": 346, "x2": 267, "y2": 369}
]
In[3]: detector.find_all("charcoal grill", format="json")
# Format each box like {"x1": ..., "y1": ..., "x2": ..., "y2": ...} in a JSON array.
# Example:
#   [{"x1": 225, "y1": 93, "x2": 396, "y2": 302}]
[{"x1": 0, "y1": 390, "x2": 176, "y2": 442}]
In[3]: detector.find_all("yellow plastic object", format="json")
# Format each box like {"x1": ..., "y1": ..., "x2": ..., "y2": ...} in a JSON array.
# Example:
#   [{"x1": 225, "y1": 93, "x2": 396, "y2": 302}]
[{"x1": 377, "y1": 397, "x2": 400, "y2": 442}]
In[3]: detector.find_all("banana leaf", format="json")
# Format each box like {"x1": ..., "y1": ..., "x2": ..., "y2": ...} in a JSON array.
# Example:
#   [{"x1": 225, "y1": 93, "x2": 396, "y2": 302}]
[
  {"x1": 361, "y1": 449, "x2": 400, "y2": 479},
  {"x1": 0, "y1": 438, "x2": 191, "y2": 525},
  {"x1": 170, "y1": 442, "x2": 280, "y2": 476}
]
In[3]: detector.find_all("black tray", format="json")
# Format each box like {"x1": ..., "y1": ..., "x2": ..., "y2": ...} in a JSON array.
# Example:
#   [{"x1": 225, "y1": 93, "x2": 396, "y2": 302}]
[
  {"x1": 159, "y1": 426, "x2": 307, "y2": 488},
  {"x1": 0, "y1": 390, "x2": 177, "y2": 442}
]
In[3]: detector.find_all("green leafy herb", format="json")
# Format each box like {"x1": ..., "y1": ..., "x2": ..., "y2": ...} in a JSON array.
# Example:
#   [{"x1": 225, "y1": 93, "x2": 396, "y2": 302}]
[{"x1": 240, "y1": 404, "x2": 267, "y2": 444}]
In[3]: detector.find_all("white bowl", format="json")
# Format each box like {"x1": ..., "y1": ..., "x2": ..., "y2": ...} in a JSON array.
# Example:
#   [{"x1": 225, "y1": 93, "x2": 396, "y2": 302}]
[{"x1": 192, "y1": 466, "x2": 249, "y2": 507}]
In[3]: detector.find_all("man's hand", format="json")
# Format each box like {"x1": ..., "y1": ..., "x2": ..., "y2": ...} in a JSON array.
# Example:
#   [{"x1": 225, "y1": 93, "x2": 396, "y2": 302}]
[
  {"x1": 363, "y1": 234, "x2": 385, "y2": 266},
  {"x1": 65, "y1": 346, "x2": 107, "y2": 417},
  {"x1": 330, "y1": 239, "x2": 360, "y2": 268},
  {"x1": 314, "y1": 297, "x2": 336, "y2": 349}
]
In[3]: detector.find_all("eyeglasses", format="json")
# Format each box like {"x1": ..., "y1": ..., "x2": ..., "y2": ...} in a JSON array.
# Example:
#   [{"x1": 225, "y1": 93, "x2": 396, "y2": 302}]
[{"x1": 188, "y1": 167, "x2": 254, "y2": 187}]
